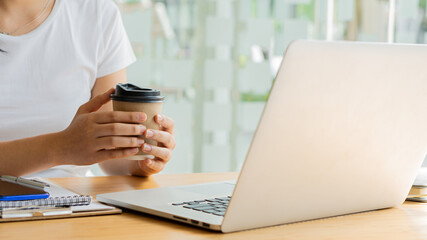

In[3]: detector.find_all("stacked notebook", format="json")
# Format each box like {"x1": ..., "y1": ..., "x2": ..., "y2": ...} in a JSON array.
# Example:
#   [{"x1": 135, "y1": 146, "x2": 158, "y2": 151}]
[{"x1": 0, "y1": 178, "x2": 121, "y2": 222}]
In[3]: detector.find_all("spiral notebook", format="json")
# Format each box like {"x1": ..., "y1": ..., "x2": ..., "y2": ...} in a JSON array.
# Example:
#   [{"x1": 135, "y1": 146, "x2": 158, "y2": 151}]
[
  {"x1": 0, "y1": 178, "x2": 121, "y2": 222},
  {"x1": 0, "y1": 194, "x2": 92, "y2": 209}
]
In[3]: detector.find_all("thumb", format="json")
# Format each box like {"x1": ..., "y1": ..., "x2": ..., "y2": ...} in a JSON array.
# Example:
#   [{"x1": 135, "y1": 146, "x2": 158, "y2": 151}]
[{"x1": 78, "y1": 88, "x2": 115, "y2": 113}]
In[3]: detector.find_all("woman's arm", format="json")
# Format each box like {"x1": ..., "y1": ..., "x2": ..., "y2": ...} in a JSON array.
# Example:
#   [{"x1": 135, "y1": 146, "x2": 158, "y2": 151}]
[
  {"x1": 0, "y1": 132, "x2": 61, "y2": 176},
  {"x1": 95, "y1": 69, "x2": 175, "y2": 176},
  {"x1": 0, "y1": 68, "x2": 174, "y2": 177},
  {"x1": 0, "y1": 88, "x2": 145, "y2": 176}
]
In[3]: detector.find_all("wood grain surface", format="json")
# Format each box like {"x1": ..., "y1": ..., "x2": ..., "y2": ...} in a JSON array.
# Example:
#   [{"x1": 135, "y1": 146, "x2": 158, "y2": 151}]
[{"x1": 1, "y1": 172, "x2": 427, "y2": 240}]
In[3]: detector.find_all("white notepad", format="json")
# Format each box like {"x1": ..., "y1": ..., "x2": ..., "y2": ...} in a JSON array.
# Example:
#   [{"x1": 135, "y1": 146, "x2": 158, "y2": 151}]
[
  {"x1": 41, "y1": 178, "x2": 115, "y2": 212},
  {"x1": 0, "y1": 178, "x2": 120, "y2": 222}
]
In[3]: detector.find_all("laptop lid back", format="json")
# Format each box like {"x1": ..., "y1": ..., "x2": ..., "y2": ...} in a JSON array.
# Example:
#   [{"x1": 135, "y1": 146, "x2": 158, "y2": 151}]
[{"x1": 222, "y1": 41, "x2": 427, "y2": 232}]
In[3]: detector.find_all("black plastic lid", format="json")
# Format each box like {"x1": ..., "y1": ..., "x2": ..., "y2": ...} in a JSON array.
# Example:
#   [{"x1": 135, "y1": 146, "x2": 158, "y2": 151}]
[{"x1": 110, "y1": 83, "x2": 164, "y2": 103}]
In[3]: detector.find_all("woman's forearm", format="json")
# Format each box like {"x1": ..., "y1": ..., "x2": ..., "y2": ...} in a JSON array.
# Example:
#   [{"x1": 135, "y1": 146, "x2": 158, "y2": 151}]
[{"x1": 0, "y1": 133, "x2": 60, "y2": 176}]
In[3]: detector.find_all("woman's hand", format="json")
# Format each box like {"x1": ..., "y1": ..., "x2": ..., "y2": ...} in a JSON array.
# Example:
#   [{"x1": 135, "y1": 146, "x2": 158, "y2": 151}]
[
  {"x1": 135, "y1": 114, "x2": 176, "y2": 176},
  {"x1": 55, "y1": 88, "x2": 146, "y2": 165}
]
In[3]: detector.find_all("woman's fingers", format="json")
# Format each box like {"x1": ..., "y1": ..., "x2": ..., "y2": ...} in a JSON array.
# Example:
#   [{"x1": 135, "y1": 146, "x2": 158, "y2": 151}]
[
  {"x1": 138, "y1": 159, "x2": 166, "y2": 174},
  {"x1": 94, "y1": 111, "x2": 147, "y2": 124},
  {"x1": 134, "y1": 115, "x2": 176, "y2": 176},
  {"x1": 79, "y1": 88, "x2": 115, "y2": 114},
  {"x1": 155, "y1": 114, "x2": 174, "y2": 134},
  {"x1": 96, "y1": 123, "x2": 146, "y2": 137},
  {"x1": 141, "y1": 144, "x2": 172, "y2": 162},
  {"x1": 97, "y1": 136, "x2": 145, "y2": 149},
  {"x1": 144, "y1": 129, "x2": 175, "y2": 149}
]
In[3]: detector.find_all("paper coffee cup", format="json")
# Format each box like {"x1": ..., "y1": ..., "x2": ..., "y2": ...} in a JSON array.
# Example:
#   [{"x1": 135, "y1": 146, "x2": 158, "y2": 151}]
[{"x1": 111, "y1": 83, "x2": 164, "y2": 160}]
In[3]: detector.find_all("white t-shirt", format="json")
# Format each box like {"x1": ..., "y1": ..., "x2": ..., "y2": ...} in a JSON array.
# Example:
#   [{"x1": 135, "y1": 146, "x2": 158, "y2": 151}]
[{"x1": 0, "y1": 0, "x2": 136, "y2": 177}]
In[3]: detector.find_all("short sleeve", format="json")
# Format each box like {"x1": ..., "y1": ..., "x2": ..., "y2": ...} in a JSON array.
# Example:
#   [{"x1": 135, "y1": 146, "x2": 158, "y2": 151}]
[{"x1": 96, "y1": 1, "x2": 136, "y2": 78}]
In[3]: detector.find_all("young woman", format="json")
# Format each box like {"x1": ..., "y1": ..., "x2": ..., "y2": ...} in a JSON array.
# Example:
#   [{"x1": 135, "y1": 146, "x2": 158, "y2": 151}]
[{"x1": 0, "y1": 0, "x2": 176, "y2": 177}]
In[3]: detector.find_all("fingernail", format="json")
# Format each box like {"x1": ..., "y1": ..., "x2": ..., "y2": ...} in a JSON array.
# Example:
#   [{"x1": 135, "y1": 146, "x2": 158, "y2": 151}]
[
  {"x1": 137, "y1": 138, "x2": 144, "y2": 145},
  {"x1": 143, "y1": 144, "x2": 152, "y2": 152},
  {"x1": 146, "y1": 159, "x2": 152, "y2": 165},
  {"x1": 139, "y1": 113, "x2": 146, "y2": 122},
  {"x1": 139, "y1": 125, "x2": 146, "y2": 134},
  {"x1": 145, "y1": 130, "x2": 153, "y2": 138},
  {"x1": 157, "y1": 114, "x2": 163, "y2": 122},
  {"x1": 131, "y1": 148, "x2": 138, "y2": 154}
]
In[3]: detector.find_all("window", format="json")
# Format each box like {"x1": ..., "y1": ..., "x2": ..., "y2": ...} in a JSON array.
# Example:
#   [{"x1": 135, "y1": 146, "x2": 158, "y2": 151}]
[{"x1": 101, "y1": 0, "x2": 423, "y2": 174}]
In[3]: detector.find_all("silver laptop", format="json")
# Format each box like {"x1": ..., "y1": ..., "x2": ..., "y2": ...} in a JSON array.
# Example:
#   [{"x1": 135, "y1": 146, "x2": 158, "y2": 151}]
[{"x1": 97, "y1": 40, "x2": 427, "y2": 233}]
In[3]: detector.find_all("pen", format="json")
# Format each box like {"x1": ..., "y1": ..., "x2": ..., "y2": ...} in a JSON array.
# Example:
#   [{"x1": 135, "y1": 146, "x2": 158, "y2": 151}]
[
  {"x1": 0, "y1": 175, "x2": 50, "y2": 191},
  {"x1": 1, "y1": 205, "x2": 72, "y2": 219}
]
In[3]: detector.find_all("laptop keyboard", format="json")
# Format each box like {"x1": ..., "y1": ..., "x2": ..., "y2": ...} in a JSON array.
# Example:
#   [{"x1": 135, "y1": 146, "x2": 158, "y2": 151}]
[{"x1": 172, "y1": 196, "x2": 231, "y2": 216}]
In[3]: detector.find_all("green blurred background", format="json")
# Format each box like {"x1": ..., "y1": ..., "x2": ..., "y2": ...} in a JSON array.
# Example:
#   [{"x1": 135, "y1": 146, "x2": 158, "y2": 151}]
[{"x1": 91, "y1": 0, "x2": 427, "y2": 175}]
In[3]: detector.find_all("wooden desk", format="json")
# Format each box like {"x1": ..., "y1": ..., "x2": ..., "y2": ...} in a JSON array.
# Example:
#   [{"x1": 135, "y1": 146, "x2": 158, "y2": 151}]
[{"x1": 1, "y1": 173, "x2": 427, "y2": 240}]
